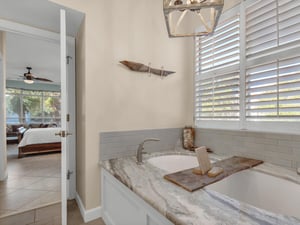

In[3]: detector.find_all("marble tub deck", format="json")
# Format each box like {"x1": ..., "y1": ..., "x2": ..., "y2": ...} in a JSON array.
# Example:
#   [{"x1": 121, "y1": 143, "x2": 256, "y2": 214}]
[{"x1": 101, "y1": 150, "x2": 300, "y2": 225}]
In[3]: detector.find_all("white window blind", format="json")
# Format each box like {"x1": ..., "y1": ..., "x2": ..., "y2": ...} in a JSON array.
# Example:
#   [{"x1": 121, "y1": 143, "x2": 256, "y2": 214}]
[
  {"x1": 195, "y1": 13, "x2": 240, "y2": 122},
  {"x1": 246, "y1": 0, "x2": 277, "y2": 55},
  {"x1": 246, "y1": 0, "x2": 300, "y2": 123},
  {"x1": 194, "y1": 0, "x2": 300, "y2": 133},
  {"x1": 246, "y1": 56, "x2": 300, "y2": 121},
  {"x1": 246, "y1": 0, "x2": 300, "y2": 56},
  {"x1": 195, "y1": 71, "x2": 240, "y2": 120},
  {"x1": 195, "y1": 14, "x2": 240, "y2": 73}
]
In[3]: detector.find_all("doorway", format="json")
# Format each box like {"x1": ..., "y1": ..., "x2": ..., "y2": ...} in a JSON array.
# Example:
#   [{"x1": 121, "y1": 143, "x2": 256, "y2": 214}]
[
  {"x1": 2, "y1": 31, "x2": 62, "y2": 217},
  {"x1": 0, "y1": 1, "x2": 83, "y2": 224}
]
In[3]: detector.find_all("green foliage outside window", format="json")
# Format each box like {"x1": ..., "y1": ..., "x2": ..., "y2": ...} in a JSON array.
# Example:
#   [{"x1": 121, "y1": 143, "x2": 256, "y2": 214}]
[{"x1": 6, "y1": 88, "x2": 61, "y2": 124}]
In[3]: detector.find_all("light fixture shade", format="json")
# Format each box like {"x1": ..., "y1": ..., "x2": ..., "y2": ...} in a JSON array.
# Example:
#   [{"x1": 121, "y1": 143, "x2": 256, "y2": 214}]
[
  {"x1": 24, "y1": 79, "x2": 34, "y2": 84},
  {"x1": 163, "y1": 0, "x2": 224, "y2": 38}
]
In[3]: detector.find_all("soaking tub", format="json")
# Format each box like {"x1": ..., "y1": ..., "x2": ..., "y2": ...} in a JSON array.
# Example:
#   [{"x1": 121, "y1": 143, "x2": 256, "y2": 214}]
[
  {"x1": 206, "y1": 169, "x2": 300, "y2": 219},
  {"x1": 148, "y1": 153, "x2": 300, "y2": 220},
  {"x1": 102, "y1": 152, "x2": 300, "y2": 225}
]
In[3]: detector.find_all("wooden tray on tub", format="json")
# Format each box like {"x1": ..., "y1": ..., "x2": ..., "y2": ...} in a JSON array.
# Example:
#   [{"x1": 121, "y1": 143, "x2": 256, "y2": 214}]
[{"x1": 164, "y1": 156, "x2": 263, "y2": 192}]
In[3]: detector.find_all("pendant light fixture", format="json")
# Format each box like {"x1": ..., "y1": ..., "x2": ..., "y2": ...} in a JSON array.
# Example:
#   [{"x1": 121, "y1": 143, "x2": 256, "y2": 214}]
[
  {"x1": 163, "y1": 0, "x2": 224, "y2": 37},
  {"x1": 24, "y1": 78, "x2": 34, "y2": 84}
]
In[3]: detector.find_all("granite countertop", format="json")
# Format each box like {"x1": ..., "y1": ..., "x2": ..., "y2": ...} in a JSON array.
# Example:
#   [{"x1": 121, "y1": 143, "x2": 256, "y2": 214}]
[{"x1": 101, "y1": 150, "x2": 300, "y2": 225}]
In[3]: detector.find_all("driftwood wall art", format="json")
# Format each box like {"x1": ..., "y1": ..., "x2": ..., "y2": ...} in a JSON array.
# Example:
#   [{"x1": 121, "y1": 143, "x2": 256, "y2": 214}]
[{"x1": 120, "y1": 60, "x2": 175, "y2": 78}]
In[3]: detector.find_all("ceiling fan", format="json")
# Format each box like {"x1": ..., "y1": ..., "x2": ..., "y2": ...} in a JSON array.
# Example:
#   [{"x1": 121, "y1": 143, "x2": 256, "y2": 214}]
[{"x1": 23, "y1": 67, "x2": 53, "y2": 84}]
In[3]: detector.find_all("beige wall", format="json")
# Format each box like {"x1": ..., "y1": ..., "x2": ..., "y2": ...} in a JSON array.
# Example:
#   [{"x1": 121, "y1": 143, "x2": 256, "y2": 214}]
[
  {"x1": 223, "y1": 0, "x2": 240, "y2": 11},
  {"x1": 51, "y1": 0, "x2": 194, "y2": 210},
  {"x1": 51, "y1": 0, "x2": 239, "y2": 211},
  {"x1": 51, "y1": 0, "x2": 238, "y2": 211}
]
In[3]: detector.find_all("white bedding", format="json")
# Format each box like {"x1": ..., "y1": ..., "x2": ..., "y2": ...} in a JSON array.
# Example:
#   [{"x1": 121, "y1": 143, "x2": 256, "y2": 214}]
[{"x1": 18, "y1": 128, "x2": 61, "y2": 147}]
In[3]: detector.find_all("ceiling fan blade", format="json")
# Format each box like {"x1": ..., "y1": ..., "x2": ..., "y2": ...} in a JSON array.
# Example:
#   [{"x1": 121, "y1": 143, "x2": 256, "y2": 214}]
[
  {"x1": 20, "y1": 67, "x2": 53, "y2": 83},
  {"x1": 34, "y1": 77, "x2": 53, "y2": 82}
]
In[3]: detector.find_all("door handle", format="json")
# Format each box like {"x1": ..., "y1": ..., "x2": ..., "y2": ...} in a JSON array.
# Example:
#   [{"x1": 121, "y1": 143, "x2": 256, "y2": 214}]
[{"x1": 55, "y1": 130, "x2": 72, "y2": 138}]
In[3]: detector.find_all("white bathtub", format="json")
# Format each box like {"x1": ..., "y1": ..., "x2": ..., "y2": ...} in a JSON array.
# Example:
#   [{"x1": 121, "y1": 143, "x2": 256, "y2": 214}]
[
  {"x1": 148, "y1": 154, "x2": 300, "y2": 220},
  {"x1": 206, "y1": 169, "x2": 300, "y2": 219}
]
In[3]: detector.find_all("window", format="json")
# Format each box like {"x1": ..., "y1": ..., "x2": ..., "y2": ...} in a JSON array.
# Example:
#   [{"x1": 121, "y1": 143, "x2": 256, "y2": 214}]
[
  {"x1": 195, "y1": 0, "x2": 300, "y2": 133},
  {"x1": 195, "y1": 7, "x2": 241, "y2": 129},
  {"x1": 246, "y1": 0, "x2": 300, "y2": 56},
  {"x1": 195, "y1": 14, "x2": 240, "y2": 72},
  {"x1": 195, "y1": 71, "x2": 240, "y2": 120},
  {"x1": 246, "y1": 56, "x2": 300, "y2": 121},
  {"x1": 6, "y1": 88, "x2": 61, "y2": 125}
]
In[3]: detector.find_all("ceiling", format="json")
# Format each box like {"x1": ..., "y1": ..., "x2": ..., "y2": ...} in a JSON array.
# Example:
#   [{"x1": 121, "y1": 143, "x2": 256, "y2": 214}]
[
  {"x1": 6, "y1": 32, "x2": 61, "y2": 84},
  {"x1": 0, "y1": 0, "x2": 84, "y2": 85},
  {"x1": 0, "y1": 0, "x2": 84, "y2": 37}
]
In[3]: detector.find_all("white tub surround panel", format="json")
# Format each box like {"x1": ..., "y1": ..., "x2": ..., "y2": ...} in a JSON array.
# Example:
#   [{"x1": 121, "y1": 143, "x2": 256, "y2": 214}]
[
  {"x1": 101, "y1": 151, "x2": 300, "y2": 225},
  {"x1": 102, "y1": 169, "x2": 173, "y2": 225}
]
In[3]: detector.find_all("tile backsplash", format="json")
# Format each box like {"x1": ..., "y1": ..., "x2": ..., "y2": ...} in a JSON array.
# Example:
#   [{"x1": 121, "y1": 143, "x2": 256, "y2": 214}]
[
  {"x1": 195, "y1": 128, "x2": 300, "y2": 170},
  {"x1": 100, "y1": 128, "x2": 181, "y2": 160},
  {"x1": 100, "y1": 127, "x2": 300, "y2": 170}
]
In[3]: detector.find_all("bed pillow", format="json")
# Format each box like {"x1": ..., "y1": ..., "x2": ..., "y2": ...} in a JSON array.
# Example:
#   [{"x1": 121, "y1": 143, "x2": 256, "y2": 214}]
[{"x1": 11, "y1": 124, "x2": 23, "y2": 132}]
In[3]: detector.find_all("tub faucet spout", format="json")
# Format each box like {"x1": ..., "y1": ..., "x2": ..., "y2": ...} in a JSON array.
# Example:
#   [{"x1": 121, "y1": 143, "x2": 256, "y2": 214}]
[
  {"x1": 136, "y1": 138, "x2": 160, "y2": 165},
  {"x1": 297, "y1": 168, "x2": 300, "y2": 176}
]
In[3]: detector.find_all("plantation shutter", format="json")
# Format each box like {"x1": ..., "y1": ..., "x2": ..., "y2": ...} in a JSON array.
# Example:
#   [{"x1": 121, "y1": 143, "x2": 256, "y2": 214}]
[
  {"x1": 246, "y1": 0, "x2": 300, "y2": 56},
  {"x1": 195, "y1": 71, "x2": 240, "y2": 120},
  {"x1": 196, "y1": 15, "x2": 240, "y2": 72},
  {"x1": 246, "y1": 56, "x2": 300, "y2": 121},
  {"x1": 278, "y1": 0, "x2": 300, "y2": 45},
  {"x1": 195, "y1": 13, "x2": 240, "y2": 121},
  {"x1": 246, "y1": 0, "x2": 300, "y2": 121},
  {"x1": 195, "y1": 0, "x2": 300, "y2": 132}
]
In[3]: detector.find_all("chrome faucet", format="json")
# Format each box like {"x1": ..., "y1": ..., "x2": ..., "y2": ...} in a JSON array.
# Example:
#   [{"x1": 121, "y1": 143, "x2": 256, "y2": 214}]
[
  {"x1": 136, "y1": 138, "x2": 160, "y2": 164},
  {"x1": 297, "y1": 168, "x2": 300, "y2": 176}
]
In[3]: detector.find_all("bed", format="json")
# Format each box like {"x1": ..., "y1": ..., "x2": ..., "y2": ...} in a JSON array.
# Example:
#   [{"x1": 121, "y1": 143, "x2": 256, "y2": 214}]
[{"x1": 18, "y1": 127, "x2": 61, "y2": 158}]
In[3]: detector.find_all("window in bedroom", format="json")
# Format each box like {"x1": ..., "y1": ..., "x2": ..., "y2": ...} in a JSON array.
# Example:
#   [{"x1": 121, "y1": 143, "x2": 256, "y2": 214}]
[
  {"x1": 195, "y1": 0, "x2": 300, "y2": 133},
  {"x1": 6, "y1": 88, "x2": 61, "y2": 125}
]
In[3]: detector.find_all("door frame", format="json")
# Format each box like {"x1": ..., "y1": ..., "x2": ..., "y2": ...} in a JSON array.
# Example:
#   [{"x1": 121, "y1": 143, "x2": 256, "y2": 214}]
[
  {"x1": 0, "y1": 31, "x2": 7, "y2": 181},
  {"x1": 66, "y1": 36, "x2": 76, "y2": 200},
  {"x1": 60, "y1": 10, "x2": 67, "y2": 225},
  {"x1": 0, "y1": 18, "x2": 77, "y2": 197}
]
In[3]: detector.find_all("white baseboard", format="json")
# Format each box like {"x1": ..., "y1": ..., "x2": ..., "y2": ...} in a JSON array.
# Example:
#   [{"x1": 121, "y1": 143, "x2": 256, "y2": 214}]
[
  {"x1": 102, "y1": 211, "x2": 115, "y2": 225},
  {"x1": 75, "y1": 192, "x2": 102, "y2": 223}
]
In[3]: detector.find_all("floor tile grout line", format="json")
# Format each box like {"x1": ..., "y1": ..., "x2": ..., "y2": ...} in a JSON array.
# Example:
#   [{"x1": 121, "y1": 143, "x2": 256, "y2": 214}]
[{"x1": 2, "y1": 144, "x2": 62, "y2": 218}]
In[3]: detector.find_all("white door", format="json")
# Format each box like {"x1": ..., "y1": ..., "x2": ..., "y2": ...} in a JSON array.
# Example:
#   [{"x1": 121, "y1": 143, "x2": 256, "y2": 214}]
[
  {"x1": 60, "y1": 9, "x2": 68, "y2": 225},
  {"x1": 66, "y1": 39, "x2": 76, "y2": 200},
  {"x1": 0, "y1": 4, "x2": 80, "y2": 224}
]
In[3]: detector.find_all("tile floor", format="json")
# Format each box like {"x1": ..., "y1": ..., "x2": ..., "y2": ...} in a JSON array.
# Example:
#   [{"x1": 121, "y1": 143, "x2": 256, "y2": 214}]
[
  {"x1": 0, "y1": 200, "x2": 106, "y2": 225},
  {"x1": 0, "y1": 144, "x2": 61, "y2": 217},
  {"x1": 0, "y1": 145, "x2": 105, "y2": 225},
  {"x1": 68, "y1": 200, "x2": 106, "y2": 225}
]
